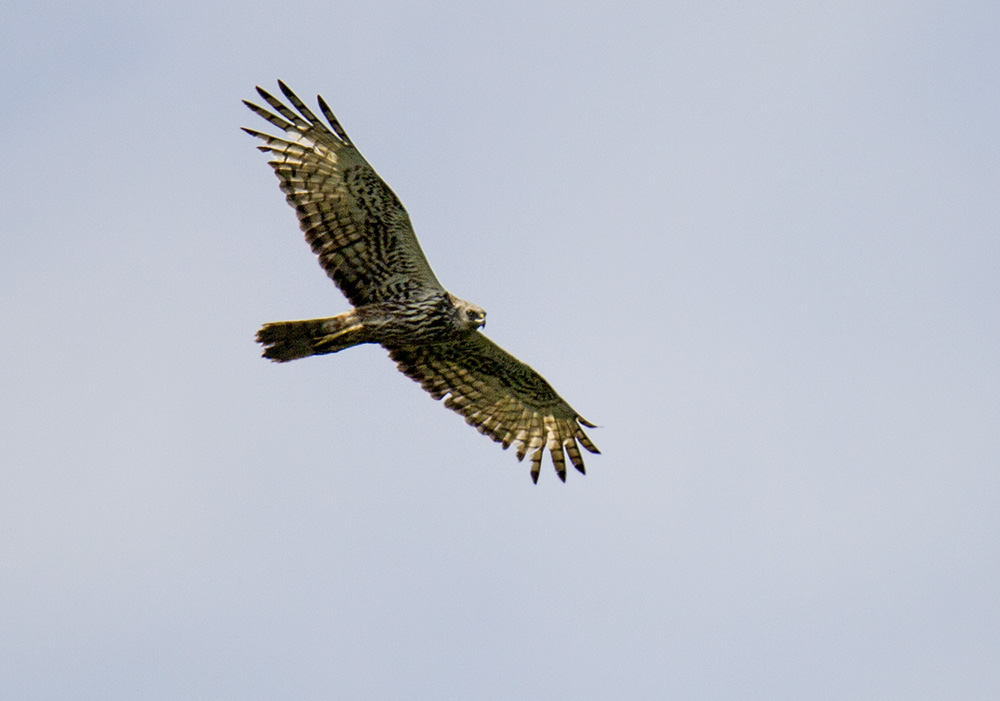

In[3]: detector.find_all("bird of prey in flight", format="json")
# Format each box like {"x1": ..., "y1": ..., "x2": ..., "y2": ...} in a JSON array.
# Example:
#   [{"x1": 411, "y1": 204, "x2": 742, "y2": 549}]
[{"x1": 244, "y1": 81, "x2": 599, "y2": 482}]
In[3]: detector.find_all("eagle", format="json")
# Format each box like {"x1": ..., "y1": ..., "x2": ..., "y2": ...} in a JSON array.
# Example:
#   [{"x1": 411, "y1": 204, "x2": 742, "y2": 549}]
[{"x1": 244, "y1": 81, "x2": 599, "y2": 482}]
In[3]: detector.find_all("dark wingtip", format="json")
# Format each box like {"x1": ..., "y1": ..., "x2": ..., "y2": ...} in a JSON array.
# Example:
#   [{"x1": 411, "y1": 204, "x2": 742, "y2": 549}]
[
  {"x1": 531, "y1": 471, "x2": 539, "y2": 485},
  {"x1": 578, "y1": 416, "x2": 598, "y2": 428},
  {"x1": 277, "y1": 80, "x2": 296, "y2": 101}
]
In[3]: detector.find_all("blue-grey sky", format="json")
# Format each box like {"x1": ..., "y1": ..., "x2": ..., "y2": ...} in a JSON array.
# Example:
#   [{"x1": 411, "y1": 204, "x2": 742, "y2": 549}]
[{"x1": 3, "y1": 1, "x2": 999, "y2": 698}]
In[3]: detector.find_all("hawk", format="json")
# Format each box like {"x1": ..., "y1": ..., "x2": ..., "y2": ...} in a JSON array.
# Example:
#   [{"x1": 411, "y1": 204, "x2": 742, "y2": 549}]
[{"x1": 244, "y1": 81, "x2": 599, "y2": 482}]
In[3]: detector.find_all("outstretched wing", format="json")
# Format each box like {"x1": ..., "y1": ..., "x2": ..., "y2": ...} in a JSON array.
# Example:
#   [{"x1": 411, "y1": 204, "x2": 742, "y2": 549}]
[
  {"x1": 243, "y1": 81, "x2": 444, "y2": 307},
  {"x1": 389, "y1": 334, "x2": 599, "y2": 482}
]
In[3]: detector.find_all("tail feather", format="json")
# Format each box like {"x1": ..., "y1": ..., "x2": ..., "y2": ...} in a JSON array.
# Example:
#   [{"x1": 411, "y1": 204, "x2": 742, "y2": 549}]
[{"x1": 256, "y1": 312, "x2": 370, "y2": 362}]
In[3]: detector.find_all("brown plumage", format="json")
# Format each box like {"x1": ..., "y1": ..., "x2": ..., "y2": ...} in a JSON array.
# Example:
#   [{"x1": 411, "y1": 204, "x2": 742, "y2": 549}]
[{"x1": 245, "y1": 81, "x2": 599, "y2": 482}]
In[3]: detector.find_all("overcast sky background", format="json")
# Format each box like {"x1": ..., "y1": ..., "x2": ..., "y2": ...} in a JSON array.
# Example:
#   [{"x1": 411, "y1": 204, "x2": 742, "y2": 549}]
[{"x1": 3, "y1": 1, "x2": 999, "y2": 698}]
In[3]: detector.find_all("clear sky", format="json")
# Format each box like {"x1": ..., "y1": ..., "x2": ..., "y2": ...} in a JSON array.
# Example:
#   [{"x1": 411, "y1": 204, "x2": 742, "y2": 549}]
[{"x1": 3, "y1": 1, "x2": 999, "y2": 698}]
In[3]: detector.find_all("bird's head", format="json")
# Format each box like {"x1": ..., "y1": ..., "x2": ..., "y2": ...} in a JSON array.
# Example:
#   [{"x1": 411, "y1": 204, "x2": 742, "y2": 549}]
[{"x1": 451, "y1": 295, "x2": 487, "y2": 330}]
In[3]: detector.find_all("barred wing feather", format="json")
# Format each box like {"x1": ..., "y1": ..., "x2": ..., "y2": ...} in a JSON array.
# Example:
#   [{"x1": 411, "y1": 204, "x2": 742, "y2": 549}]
[
  {"x1": 390, "y1": 334, "x2": 599, "y2": 482},
  {"x1": 242, "y1": 82, "x2": 444, "y2": 306}
]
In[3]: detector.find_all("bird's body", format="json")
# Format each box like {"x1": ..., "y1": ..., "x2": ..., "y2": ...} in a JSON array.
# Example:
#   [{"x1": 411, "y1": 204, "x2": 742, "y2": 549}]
[
  {"x1": 257, "y1": 292, "x2": 482, "y2": 360},
  {"x1": 244, "y1": 82, "x2": 598, "y2": 482}
]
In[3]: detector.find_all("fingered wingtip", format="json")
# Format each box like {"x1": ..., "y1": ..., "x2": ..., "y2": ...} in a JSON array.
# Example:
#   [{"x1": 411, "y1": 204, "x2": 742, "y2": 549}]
[{"x1": 277, "y1": 80, "x2": 299, "y2": 103}]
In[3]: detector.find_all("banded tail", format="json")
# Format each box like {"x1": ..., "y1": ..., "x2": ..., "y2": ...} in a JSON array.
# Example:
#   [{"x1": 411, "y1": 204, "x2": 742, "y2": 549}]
[{"x1": 256, "y1": 311, "x2": 372, "y2": 362}]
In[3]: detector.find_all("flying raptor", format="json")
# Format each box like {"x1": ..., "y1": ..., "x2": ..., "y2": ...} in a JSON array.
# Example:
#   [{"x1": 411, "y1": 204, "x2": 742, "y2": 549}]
[{"x1": 244, "y1": 81, "x2": 599, "y2": 482}]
